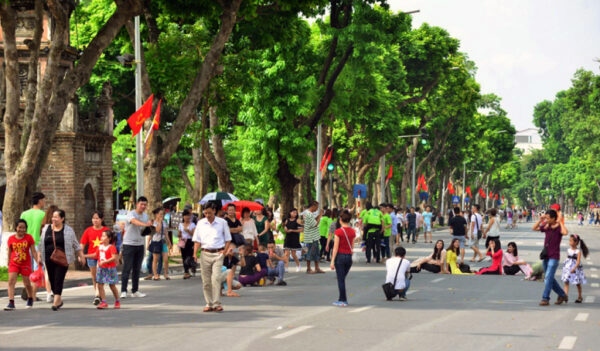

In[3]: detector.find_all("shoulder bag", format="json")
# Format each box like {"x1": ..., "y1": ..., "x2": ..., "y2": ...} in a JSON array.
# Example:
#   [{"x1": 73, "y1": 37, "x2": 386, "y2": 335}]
[
  {"x1": 50, "y1": 228, "x2": 69, "y2": 267},
  {"x1": 382, "y1": 258, "x2": 403, "y2": 300}
]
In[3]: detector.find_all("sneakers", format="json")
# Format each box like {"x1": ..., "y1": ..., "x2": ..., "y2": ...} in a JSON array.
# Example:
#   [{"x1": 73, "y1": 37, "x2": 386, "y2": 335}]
[
  {"x1": 93, "y1": 296, "x2": 101, "y2": 305},
  {"x1": 46, "y1": 294, "x2": 54, "y2": 303},
  {"x1": 26, "y1": 298, "x2": 34, "y2": 309},
  {"x1": 131, "y1": 291, "x2": 146, "y2": 298},
  {"x1": 399, "y1": 296, "x2": 408, "y2": 301},
  {"x1": 4, "y1": 301, "x2": 16, "y2": 311},
  {"x1": 120, "y1": 291, "x2": 128, "y2": 299},
  {"x1": 296, "y1": 265, "x2": 301, "y2": 272},
  {"x1": 97, "y1": 301, "x2": 109, "y2": 309},
  {"x1": 332, "y1": 301, "x2": 348, "y2": 307},
  {"x1": 114, "y1": 301, "x2": 121, "y2": 309}
]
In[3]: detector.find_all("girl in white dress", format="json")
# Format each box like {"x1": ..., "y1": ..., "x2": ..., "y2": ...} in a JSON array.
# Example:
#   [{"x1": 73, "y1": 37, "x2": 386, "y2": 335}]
[{"x1": 561, "y1": 234, "x2": 589, "y2": 303}]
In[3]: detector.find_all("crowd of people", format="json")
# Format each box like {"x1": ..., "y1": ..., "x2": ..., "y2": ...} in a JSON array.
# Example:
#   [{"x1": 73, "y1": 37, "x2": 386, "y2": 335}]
[{"x1": 2, "y1": 193, "x2": 591, "y2": 311}]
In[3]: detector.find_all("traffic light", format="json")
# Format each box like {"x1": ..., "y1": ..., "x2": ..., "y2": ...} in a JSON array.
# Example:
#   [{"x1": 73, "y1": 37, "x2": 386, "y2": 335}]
[
  {"x1": 327, "y1": 147, "x2": 335, "y2": 171},
  {"x1": 420, "y1": 127, "x2": 428, "y2": 145}
]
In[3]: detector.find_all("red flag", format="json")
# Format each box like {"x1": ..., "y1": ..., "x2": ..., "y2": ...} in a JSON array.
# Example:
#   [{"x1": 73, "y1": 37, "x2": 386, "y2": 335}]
[
  {"x1": 416, "y1": 175, "x2": 422, "y2": 192},
  {"x1": 144, "y1": 99, "x2": 161, "y2": 157},
  {"x1": 448, "y1": 181, "x2": 455, "y2": 195},
  {"x1": 127, "y1": 94, "x2": 154, "y2": 136},
  {"x1": 479, "y1": 188, "x2": 486, "y2": 198},
  {"x1": 489, "y1": 191, "x2": 494, "y2": 198},
  {"x1": 466, "y1": 186, "x2": 472, "y2": 198},
  {"x1": 421, "y1": 175, "x2": 428, "y2": 192},
  {"x1": 385, "y1": 165, "x2": 393, "y2": 186},
  {"x1": 319, "y1": 146, "x2": 332, "y2": 173},
  {"x1": 494, "y1": 194, "x2": 499, "y2": 200}
]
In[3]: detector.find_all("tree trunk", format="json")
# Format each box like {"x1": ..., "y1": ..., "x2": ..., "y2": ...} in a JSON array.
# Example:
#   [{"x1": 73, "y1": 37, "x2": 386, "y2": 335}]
[
  {"x1": 277, "y1": 158, "x2": 300, "y2": 224},
  {"x1": 202, "y1": 106, "x2": 233, "y2": 192}
]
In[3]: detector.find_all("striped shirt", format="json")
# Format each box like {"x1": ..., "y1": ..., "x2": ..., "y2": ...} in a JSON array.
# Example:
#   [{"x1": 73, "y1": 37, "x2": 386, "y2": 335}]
[{"x1": 303, "y1": 211, "x2": 320, "y2": 243}]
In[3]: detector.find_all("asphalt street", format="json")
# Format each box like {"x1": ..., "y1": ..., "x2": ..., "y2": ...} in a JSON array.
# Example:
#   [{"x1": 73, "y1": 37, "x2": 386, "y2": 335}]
[{"x1": 1, "y1": 220, "x2": 597, "y2": 351}]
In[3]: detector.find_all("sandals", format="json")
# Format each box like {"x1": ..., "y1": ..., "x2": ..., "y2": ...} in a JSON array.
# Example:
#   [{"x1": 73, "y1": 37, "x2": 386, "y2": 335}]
[
  {"x1": 575, "y1": 297, "x2": 583, "y2": 303},
  {"x1": 213, "y1": 306, "x2": 224, "y2": 312},
  {"x1": 226, "y1": 292, "x2": 240, "y2": 297},
  {"x1": 164, "y1": 276, "x2": 171, "y2": 280},
  {"x1": 152, "y1": 276, "x2": 161, "y2": 281},
  {"x1": 203, "y1": 306, "x2": 213, "y2": 312}
]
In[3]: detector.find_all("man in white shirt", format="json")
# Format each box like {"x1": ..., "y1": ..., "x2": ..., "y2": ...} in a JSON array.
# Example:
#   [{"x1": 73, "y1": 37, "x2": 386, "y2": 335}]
[
  {"x1": 469, "y1": 204, "x2": 485, "y2": 262},
  {"x1": 385, "y1": 246, "x2": 411, "y2": 301},
  {"x1": 193, "y1": 201, "x2": 232, "y2": 312},
  {"x1": 121, "y1": 196, "x2": 153, "y2": 298}
]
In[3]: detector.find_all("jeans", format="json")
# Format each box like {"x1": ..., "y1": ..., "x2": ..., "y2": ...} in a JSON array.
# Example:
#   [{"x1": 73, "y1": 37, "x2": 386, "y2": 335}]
[
  {"x1": 365, "y1": 231, "x2": 381, "y2": 263},
  {"x1": 542, "y1": 258, "x2": 565, "y2": 301},
  {"x1": 406, "y1": 227, "x2": 416, "y2": 242},
  {"x1": 381, "y1": 236, "x2": 391, "y2": 259},
  {"x1": 334, "y1": 253, "x2": 353, "y2": 302},
  {"x1": 144, "y1": 250, "x2": 162, "y2": 274},
  {"x1": 121, "y1": 245, "x2": 145, "y2": 293},
  {"x1": 267, "y1": 261, "x2": 285, "y2": 282},
  {"x1": 396, "y1": 278, "x2": 411, "y2": 298}
]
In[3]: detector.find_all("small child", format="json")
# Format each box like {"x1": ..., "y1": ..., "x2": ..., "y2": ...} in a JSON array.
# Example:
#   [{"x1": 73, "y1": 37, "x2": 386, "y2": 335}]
[
  {"x1": 256, "y1": 244, "x2": 269, "y2": 285},
  {"x1": 561, "y1": 234, "x2": 589, "y2": 303},
  {"x1": 5, "y1": 219, "x2": 39, "y2": 310},
  {"x1": 84, "y1": 230, "x2": 121, "y2": 309}
]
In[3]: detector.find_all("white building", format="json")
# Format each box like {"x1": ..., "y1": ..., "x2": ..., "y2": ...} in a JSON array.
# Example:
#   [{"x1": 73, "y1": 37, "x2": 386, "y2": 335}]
[{"x1": 515, "y1": 128, "x2": 543, "y2": 154}]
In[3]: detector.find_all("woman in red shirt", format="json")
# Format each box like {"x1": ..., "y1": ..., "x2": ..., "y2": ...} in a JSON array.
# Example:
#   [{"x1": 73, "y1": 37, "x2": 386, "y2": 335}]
[
  {"x1": 80, "y1": 211, "x2": 110, "y2": 305},
  {"x1": 476, "y1": 238, "x2": 503, "y2": 275},
  {"x1": 330, "y1": 210, "x2": 356, "y2": 307}
]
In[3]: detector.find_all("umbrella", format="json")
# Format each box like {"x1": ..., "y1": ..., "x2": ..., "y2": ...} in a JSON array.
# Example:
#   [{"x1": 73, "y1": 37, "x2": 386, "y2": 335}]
[
  {"x1": 223, "y1": 200, "x2": 264, "y2": 212},
  {"x1": 162, "y1": 196, "x2": 181, "y2": 209},
  {"x1": 199, "y1": 192, "x2": 239, "y2": 205}
]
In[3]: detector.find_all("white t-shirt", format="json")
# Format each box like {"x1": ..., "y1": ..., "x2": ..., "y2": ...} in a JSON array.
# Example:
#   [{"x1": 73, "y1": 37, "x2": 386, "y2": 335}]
[
  {"x1": 385, "y1": 257, "x2": 411, "y2": 290},
  {"x1": 178, "y1": 222, "x2": 196, "y2": 240},
  {"x1": 471, "y1": 213, "x2": 483, "y2": 235},
  {"x1": 124, "y1": 210, "x2": 149, "y2": 246}
]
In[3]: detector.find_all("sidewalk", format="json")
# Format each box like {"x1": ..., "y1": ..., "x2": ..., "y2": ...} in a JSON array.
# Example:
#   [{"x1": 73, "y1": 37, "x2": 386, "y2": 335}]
[{"x1": 0, "y1": 262, "x2": 186, "y2": 298}]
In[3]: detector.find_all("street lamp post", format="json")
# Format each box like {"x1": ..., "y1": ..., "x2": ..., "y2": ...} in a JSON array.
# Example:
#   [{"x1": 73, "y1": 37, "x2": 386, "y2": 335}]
[{"x1": 134, "y1": 16, "x2": 144, "y2": 199}]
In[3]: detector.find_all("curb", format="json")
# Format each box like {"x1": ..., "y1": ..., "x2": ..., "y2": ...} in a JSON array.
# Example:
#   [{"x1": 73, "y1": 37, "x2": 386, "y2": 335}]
[{"x1": 0, "y1": 264, "x2": 186, "y2": 298}]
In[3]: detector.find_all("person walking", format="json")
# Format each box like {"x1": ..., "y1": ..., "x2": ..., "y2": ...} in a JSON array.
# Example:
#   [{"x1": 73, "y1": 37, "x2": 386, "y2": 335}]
[
  {"x1": 192, "y1": 201, "x2": 232, "y2": 312},
  {"x1": 469, "y1": 204, "x2": 485, "y2": 262},
  {"x1": 20, "y1": 192, "x2": 49, "y2": 302},
  {"x1": 80, "y1": 210, "x2": 109, "y2": 305},
  {"x1": 120, "y1": 196, "x2": 152, "y2": 299},
  {"x1": 38, "y1": 209, "x2": 85, "y2": 310},
  {"x1": 4, "y1": 220, "x2": 39, "y2": 310},
  {"x1": 561, "y1": 234, "x2": 589, "y2": 303},
  {"x1": 330, "y1": 210, "x2": 356, "y2": 307},
  {"x1": 178, "y1": 209, "x2": 196, "y2": 279},
  {"x1": 533, "y1": 209, "x2": 568, "y2": 306}
]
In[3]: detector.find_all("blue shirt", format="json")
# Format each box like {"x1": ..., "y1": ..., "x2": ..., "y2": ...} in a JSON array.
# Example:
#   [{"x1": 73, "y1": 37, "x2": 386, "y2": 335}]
[
  {"x1": 423, "y1": 211, "x2": 433, "y2": 226},
  {"x1": 390, "y1": 212, "x2": 398, "y2": 235}
]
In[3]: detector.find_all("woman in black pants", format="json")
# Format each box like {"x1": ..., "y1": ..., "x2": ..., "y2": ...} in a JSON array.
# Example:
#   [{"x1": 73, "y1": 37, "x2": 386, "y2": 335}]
[
  {"x1": 330, "y1": 210, "x2": 356, "y2": 307},
  {"x1": 38, "y1": 209, "x2": 85, "y2": 310},
  {"x1": 178, "y1": 209, "x2": 196, "y2": 279}
]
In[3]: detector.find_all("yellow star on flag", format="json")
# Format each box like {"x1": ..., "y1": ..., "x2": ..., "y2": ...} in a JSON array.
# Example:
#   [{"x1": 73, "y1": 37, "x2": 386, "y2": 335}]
[{"x1": 92, "y1": 237, "x2": 102, "y2": 248}]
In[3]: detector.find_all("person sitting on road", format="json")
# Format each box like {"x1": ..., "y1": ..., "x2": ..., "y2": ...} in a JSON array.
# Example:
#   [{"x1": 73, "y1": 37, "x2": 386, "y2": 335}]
[
  {"x1": 476, "y1": 238, "x2": 503, "y2": 275},
  {"x1": 502, "y1": 241, "x2": 533, "y2": 278},
  {"x1": 446, "y1": 238, "x2": 472, "y2": 275},
  {"x1": 220, "y1": 247, "x2": 242, "y2": 297},
  {"x1": 410, "y1": 240, "x2": 447, "y2": 274},
  {"x1": 266, "y1": 241, "x2": 287, "y2": 286},
  {"x1": 238, "y1": 244, "x2": 263, "y2": 286},
  {"x1": 385, "y1": 246, "x2": 411, "y2": 301}
]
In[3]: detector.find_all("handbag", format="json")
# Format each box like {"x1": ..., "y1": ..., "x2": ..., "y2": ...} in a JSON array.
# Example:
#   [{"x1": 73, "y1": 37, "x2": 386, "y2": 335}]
[
  {"x1": 382, "y1": 258, "x2": 403, "y2": 300},
  {"x1": 50, "y1": 229, "x2": 69, "y2": 267},
  {"x1": 539, "y1": 246, "x2": 548, "y2": 260}
]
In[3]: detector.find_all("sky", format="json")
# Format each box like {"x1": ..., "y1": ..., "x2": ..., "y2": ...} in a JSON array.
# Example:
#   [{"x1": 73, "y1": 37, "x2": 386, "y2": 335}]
[{"x1": 387, "y1": 0, "x2": 600, "y2": 131}]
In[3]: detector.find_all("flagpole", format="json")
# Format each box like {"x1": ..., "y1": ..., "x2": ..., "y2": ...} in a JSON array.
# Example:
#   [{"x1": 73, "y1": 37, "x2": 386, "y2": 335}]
[{"x1": 135, "y1": 15, "x2": 144, "y2": 198}]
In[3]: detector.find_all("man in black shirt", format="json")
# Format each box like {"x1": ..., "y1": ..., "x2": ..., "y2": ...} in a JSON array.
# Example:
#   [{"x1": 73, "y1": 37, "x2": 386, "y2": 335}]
[{"x1": 448, "y1": 207, "x2": 467, "y2": 263}]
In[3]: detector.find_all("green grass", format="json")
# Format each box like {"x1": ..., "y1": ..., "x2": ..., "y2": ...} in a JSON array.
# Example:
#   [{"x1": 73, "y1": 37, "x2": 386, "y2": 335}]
[{"x1": 0, "y1": 266, "x2": 23, "y2": 282}]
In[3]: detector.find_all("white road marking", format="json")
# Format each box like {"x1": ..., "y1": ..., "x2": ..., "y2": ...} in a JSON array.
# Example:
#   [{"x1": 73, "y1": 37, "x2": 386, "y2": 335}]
[
  {"x1": 137, "y1": 303, "x2": 166, "y2": 309},
  {"x1": 591, "y1": 274, "x2": 598, "y2": 279},
  {"x1": 535, "y1": 241, "x2": 544, "y2": 246},
  {"x1": 587, "y1": 261, "x2": 594, "y2": 265},
  {"x1": 406, "y1": 289, "x2": 418, "y2": 295},
  {"x1": 0, "y1": 323, "x2": 56, "y2": 335},
  {"x1": 272, "y1": 325, "x2": 313, "y2": 339},
  {"x1": 558, "y1": 336, "x2": 577, "y2": 350},
  {"x1": 574, "y1": 313, "x2": 588, "y2": 322},
  {"x1": 591, "y1": 283, "x2": 599, "y2": 288},
  {"x1": 349, "y1": 305, "x2": 374, "y2": 313},
  {"x1": 590, "y1": 267, "x2": 597, "y2": 272},
  {"x1": 584, "y1": 296, "x2": 595, "y2": 303},
  {"x1": 431, "y1": 278, "x2": 445, "y2": 283}
]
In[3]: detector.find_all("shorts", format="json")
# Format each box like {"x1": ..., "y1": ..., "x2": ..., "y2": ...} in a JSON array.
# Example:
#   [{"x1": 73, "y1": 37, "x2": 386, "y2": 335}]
[
  {"x1": 96, "y1": 267, "x2": 119, "y2": 285},
  {"x1": 305, "y1": 240, "x2": 320, "y2": 262},
  {"x1": 452, "y1": 236, "x2": 466, "y2": 249},
  {"x1": 162, "y1": 243, "x2": 169, "y2": 253},
  {"x1": 87, "y1": 258, "x2": 98, "y2": 267},
  {"x1": 507, "y1": 218, "x2": 513, "y2": 224},
  {"x1": 424, "y1": 224, "x2": 432, "y2": 232},
  {"x1": 8, "y1": 264, "x2": 32, "y2": 277}
]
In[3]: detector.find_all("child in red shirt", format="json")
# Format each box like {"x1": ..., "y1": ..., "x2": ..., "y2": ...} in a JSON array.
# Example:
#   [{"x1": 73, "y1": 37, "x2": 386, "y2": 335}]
[
  {"x1": 5, "y1": 219, "x2": 40, "y2": 310},
  {"x1": 84, "y1": 230, "x2": 120, "y2": 309}
]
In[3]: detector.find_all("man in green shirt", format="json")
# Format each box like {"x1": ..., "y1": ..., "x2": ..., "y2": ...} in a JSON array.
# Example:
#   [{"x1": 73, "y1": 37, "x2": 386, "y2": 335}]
[
  {"x1": 364, "y1": 203, "x2": 383, "y2": 263},
  {"x1": 381, "y1": 203, "x2": 393, "y2": 261},
  {"x1": 20, "y1": 192, "x2": 49, "y2": 302},
  {"x1": 319, "y1": 209, "x2": 333, "y2": 261}
]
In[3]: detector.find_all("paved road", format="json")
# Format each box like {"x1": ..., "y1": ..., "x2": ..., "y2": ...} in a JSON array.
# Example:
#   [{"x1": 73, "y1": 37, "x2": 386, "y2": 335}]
[{"x1": 1, "y1": 221, "x2": 598, "y2": 351}]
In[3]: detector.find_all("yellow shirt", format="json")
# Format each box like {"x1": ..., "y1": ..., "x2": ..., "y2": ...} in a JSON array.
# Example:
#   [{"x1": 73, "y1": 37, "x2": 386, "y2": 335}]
[{"x1": 446, "y1": 250, "x2": 472, "y2": 275}]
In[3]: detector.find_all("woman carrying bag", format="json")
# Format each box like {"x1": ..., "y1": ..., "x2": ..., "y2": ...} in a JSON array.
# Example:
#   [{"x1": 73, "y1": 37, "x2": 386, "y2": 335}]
[
  {"x1": 483, "y1": 208, "x2": 501, "y2": 249},
  {"x1": 38, "y1": 209, "x2": 85, "y2": 311}
]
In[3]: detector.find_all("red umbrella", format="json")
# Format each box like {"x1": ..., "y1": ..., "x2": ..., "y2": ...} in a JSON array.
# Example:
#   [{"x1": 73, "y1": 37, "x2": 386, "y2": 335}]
[{"x1": 223, "y1": 200, "x2": 264, "y2": 212}]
